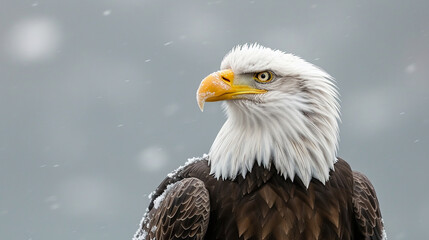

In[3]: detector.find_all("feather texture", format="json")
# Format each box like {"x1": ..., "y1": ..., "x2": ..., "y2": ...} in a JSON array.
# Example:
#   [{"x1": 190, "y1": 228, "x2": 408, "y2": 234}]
[
  {"x1": 352, "y1": 172, "x2": 386, "y2": 240},
  {"x1": 135, "y1": 157, "x2": 385, "y2": 240},
  {"x1": 134, "y1": 177, "x2": 210, "y2": 240}
]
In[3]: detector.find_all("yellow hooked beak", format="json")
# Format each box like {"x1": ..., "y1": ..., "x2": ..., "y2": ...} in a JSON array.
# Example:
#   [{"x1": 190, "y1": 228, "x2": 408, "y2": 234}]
[{"x1": 196, "y1": 69, "x2": 267, "y2": 111}]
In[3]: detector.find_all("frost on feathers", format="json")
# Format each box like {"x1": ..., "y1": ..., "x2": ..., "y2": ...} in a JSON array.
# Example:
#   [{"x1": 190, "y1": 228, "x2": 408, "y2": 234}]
[
  {"x1": 148, "y1": 191, "x2": 155, "y2": 200},
  {"x1": 133, "y1": 208, "x2": 149, "y2": 240},
  {"x1": 133, "y1": 155, "x2": 208, "y2": 240},
  {"x1": 167, "y1": 154, "x2": 208, "y2": 178},
  {"x1": 134, "y1": 183, "x2": 178, "y2": 240},
  {"x1": 381, "y1": 219, "x2": 388, "y2": 240},
  {"x1": 153, "y1": 182, "x2": 178, "y2": 209}
]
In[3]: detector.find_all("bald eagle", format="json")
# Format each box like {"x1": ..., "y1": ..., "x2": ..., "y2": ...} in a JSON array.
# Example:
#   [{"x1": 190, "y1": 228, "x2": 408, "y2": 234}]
[{"x1": 134, "y1": 44, "x2": 386, "y2": 240}]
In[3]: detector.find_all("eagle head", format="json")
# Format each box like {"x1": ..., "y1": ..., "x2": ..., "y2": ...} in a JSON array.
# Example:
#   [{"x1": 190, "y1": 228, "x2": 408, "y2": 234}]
[{"x1": 196, "y1": 44, "x2": 340, "y2": 187}]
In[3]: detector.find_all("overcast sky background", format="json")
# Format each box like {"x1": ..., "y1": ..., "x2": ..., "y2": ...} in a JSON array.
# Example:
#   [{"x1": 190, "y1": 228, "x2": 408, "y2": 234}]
[{"x1": 1, "y1": 1, "x2": 428, "y2": 239}]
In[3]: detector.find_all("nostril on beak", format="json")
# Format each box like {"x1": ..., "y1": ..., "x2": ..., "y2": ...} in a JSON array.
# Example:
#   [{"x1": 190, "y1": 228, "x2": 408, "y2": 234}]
[{"x1": 221, "y1": 76, "x2": 231, "y2": 83}]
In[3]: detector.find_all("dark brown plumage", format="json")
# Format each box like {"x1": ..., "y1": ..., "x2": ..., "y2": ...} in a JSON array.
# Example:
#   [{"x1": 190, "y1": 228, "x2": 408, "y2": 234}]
[
  {"x1": 142, "y1": 177, "x2": 210, "y2": 239},
  {"x1": 135, "y1": 157, "x2": 384, "y2": 240}
]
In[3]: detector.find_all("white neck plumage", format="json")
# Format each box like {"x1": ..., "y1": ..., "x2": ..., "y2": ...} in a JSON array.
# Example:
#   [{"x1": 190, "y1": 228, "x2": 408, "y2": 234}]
[{"x1": 208, "y1": 87, "x2": 340, "y2": 188}]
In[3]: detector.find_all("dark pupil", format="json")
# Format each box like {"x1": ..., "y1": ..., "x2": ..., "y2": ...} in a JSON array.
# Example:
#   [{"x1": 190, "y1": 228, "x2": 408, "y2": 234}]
[{"x1": 260, "y1": 73, "x2": 266, "y2": 79}]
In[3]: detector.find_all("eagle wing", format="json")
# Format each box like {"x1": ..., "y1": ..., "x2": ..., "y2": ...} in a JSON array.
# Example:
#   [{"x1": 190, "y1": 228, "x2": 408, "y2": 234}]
[
  {"x1": 352, "y1": 171, "x2": 386, "y2": 240},
  {"x1": 134, "y1": 177, "x2": 210, "y2": 240}
]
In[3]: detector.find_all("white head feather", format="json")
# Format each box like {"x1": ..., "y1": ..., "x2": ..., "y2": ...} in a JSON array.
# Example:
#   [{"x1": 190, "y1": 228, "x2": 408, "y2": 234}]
[{"x1": 208, "y1": 44, "x2": 340, "y2": 187}]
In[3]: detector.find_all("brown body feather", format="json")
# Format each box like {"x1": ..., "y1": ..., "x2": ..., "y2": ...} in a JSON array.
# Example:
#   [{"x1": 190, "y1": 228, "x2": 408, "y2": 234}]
[{"x1": 136, "y1": 158, "x2": 384, "y2": 240}]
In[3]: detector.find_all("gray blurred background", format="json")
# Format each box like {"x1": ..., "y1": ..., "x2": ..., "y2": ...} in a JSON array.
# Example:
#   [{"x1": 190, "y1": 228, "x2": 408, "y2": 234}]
[{"x1": 0, "y1": 0, "x2": 428, "y2": 239}]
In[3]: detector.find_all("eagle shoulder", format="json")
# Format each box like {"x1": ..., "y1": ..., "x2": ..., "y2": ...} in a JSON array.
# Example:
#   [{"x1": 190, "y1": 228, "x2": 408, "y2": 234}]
[
  {"x1": 352, "y1": 171, "x2": 386, "y2": 240},
  {"x1": 133, "y1": 158, "x2": 211, "y2": 240}
]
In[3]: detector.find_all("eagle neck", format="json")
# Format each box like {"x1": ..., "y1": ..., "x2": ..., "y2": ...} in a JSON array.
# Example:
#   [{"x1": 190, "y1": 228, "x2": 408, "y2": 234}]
[{"x1": 208, "y1": 96, "x2": 339, "y2": 188}]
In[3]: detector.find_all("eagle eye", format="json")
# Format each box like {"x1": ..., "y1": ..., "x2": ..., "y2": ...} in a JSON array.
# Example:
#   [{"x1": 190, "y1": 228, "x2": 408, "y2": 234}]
[{"x1": 254, "y1": 71, "x2": 273, "y2": 83}]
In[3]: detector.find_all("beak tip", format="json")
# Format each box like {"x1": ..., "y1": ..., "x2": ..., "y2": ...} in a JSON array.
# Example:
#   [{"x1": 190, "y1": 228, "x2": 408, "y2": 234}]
[
  {"x1": 198, "y1": 103, "x2": 204, "y2": 112},
  {"x1": 196, "y1": 94, "x2": 205, "y2": 112}
]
